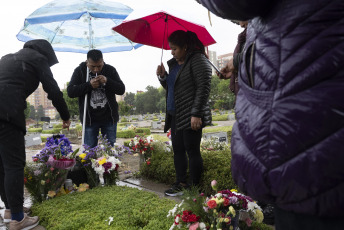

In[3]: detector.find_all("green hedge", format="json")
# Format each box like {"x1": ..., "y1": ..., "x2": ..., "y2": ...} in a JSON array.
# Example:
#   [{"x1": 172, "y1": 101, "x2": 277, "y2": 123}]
[
  {"x1": 212, "y1": 114, "x2": 229, "y2": 121},
  {"x1": 53, "y1": 123, "x2": 62, "y2": 129},
  {"x1": 140, "y1": 142, "x2": 237, "y2": 195},
  {"x1": 41, "y1": 128, "x2": 61, "y2": 134},
  {"x1": 135, "y1": 128, "x2": 151, "y2": 135},
  {"x1": 116, "y1": 129, "x2": 136, "y2": 138},
  {"x1": 41, "y1": 136, "x2": 47, "y2": 142},
  {"x1": 27, "y1": 128, "x2": 43, "y2": 133}
]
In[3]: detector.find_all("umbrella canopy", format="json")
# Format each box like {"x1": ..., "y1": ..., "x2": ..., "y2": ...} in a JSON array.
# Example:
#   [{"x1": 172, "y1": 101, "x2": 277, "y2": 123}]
[
  {"x1": 17, "y1": 0, "x2": 142, "y2": 53},
  {"x1": 112, "y1": 8, "x2": 216, "y2": 50}
]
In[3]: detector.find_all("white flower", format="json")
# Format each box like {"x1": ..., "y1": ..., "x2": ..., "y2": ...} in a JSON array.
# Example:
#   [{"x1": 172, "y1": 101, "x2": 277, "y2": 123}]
[{"x1": 199, "y1": 222, "x2": 206, "y2": 230}]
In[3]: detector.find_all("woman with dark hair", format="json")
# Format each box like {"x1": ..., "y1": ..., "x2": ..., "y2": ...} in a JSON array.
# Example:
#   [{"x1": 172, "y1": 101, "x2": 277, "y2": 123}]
[{"x1": 156, "y1": 30, "x2": 212, "y2": 196}]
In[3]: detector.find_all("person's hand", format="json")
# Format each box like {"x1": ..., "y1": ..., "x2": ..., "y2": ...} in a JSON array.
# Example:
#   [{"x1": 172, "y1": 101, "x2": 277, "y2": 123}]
[
  {"x1": 62, "y1": 120, "x2": 71, "y2": 131},
  {"x1": 218, "y1": 58, "x2": 234, "y2": 79},
  {"x1": 90, "y1": 78, "x2": 100, "y2": 88},
  {"x1": 156, "y1": 63, "x2": 166, "y2": 77},
  {"x1": 191, "y1": 116, "x2": 202, "y2": 131},
  {"x1": 96, "y1": 75, "x2": 107, "y2": 85}
]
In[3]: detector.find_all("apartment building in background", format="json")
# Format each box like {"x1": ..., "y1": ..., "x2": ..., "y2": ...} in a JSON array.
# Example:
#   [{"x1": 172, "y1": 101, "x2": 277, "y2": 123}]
[
  {"x1": 208, "y1": 50, "x2": 217, "y2": 76},
  {"x1": 218, "y1": 53, "x2": 233, "y2": 71},
  {"x1": 27, "y1": 83, "x2": 58, "y2": 119}
]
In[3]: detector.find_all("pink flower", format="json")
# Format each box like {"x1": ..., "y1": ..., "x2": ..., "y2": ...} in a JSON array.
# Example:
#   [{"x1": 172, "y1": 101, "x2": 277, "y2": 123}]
[
  {"x1": 245, "y1": 218, "x2": 252, "y2": 227},
  {"x1": 189, "y1": 222, "x2": 199, "y2": 230},
  {"x1": 211, "y1": 180, "x2": 217, "y2": 190}
]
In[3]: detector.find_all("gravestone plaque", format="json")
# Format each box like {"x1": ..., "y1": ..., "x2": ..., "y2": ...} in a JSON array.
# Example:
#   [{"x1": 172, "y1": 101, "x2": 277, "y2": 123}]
[
  {"x1": 228, "y1": 113, "x2": 236, "y2": 121},
  {"x1": 138, "y1": 115, "x2": 143, "y2": 121},
  {"x1": 203, "y1": 132, "x2": 228, "y2": 144},
  {"x1": 25, "y1": 134, "x2": 42, "y2": 147},
  {"x1": 151, "y1": 121, "x2": 162, "y2": 129}
]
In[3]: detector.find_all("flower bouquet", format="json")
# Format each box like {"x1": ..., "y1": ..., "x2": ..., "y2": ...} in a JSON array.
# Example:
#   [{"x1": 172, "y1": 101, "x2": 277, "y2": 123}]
[
  {"x1": 167, "y1": 180, "x2": 264, "y2": 230},
  {"x1": 25, "y1": 135, "x2": 79, "y2": 202},
  {"x1": 78, "y1": 135, "x2": 124, "y2": 187},
  {"x1": 129, "y1": 135, "x2": 154, "y2": 167}
]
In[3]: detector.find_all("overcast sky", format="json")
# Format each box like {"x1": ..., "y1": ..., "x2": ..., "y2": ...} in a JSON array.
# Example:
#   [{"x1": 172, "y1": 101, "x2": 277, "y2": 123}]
[{"x1": 0, "y1": 0, "x2": 242, "y2": 93}]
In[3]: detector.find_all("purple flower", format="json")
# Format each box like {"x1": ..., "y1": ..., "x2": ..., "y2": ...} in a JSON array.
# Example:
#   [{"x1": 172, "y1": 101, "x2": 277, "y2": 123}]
[{"x1": 102, "y1": 162, "x2": 112, "y2": 174}]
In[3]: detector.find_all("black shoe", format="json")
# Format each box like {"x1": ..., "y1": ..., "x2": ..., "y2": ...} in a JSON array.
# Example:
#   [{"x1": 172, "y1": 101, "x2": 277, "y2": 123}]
[{"x1": 165, "y1": 183, "x2": 188, "y2": 197}]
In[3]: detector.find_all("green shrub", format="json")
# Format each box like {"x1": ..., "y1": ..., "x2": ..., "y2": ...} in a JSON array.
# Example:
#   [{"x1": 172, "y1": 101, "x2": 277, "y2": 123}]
[
  {"x1": 151, "y1": 134, "x2": 169, "y2": 142},
  {"x1": 53, "y1": 123, "x2": 62, "y2": 129},
  {"x1": 140, "y1": 143, "x2": 237, "y2": 195},
  {"x1": 212, "y1": 114, "x2": 229, "y2": 121},
  {"x1": 152, "y1": 118, "x2": 159, "y2": 121},
  {"x1": 27, "y1": 128, "x2": 43, "y2": 133},
  {"x1": 41, "y1": 136, "x2": 47, "y2": 142},
  {"x1": 123, "y1": 140, "x2": 131, "y2": 147},
  {"x1": 116, "y1": 129, "x2": 136, "y2": 138},
  {"x1": 117, "y1": 122, "x2": 126, "y2": 127},
  {"x1": 135, "y1": 128, "x2": 151, "y2": 135},
  {"x1": 31, "y1": 186, "x2": 176, "y2": 230},
  {"x1": 120, "y1": 117, "x2": 128, "y2": 122},
  {"x1": 41, "y1": 128, "x2": 61, "y2": 134}
]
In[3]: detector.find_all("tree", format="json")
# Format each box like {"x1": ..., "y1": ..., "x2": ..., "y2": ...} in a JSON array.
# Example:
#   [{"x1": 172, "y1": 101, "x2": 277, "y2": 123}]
[
  {"x1": 124, "y1": 92, "x2": 135, "y2": 106},
  {"x1": 24, "y1": 101, "x2": 31, "y2": 119},
  {"x1": 37, "y1": 105, "x2": 44, "y2": 119},
  {"x1": 209, "y1": 75, "x2": 235, "y2": 110},
  {"x1": 118, "y1": 101, "x2": 131, "y2": 116},
  {"x1": 29, "y1": 105, "x2": 36, "y2": 119},
  {"x1": 62, "y1": 86, "x2": 79, "y2": 118}
]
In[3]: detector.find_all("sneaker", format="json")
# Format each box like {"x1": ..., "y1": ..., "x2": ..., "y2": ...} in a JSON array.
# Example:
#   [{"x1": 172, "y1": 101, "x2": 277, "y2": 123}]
[
  {"x1": 3, "y1": 209, "x2": 11, "y2": 223},
  {"x1": 165, "y1": 183, "x2": 189, "y2": 197},
  {"x1": 9, "y1": 214, "x2": 39, "y2": 230}
]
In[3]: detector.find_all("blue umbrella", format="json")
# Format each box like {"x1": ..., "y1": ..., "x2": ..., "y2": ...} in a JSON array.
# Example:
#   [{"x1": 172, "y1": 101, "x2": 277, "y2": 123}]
[
  {"x1": 16, "y1": 0, "x2": 142, "y2": 53},
  {"x1": 17, "y1": 0, "x2": 142, "y2": 146}
]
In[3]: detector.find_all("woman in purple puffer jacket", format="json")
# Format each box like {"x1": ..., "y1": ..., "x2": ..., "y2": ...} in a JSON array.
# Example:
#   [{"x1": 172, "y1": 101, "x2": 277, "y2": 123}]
[{"x1": 197, "y1": 0, "x2": 344, "y2": 229}]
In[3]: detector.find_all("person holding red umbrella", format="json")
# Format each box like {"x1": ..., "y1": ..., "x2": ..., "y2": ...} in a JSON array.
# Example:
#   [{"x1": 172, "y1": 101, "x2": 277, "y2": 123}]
[{"x1": 156, "y1": 30, "x2": 212, "y2": 196}]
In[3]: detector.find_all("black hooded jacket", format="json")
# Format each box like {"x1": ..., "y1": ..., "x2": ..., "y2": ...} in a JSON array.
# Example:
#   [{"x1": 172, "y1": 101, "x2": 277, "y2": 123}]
[
  {"x1": 0, "y1": 39, "x2": 70, "y2": 133},
  {"x1": 67, "y1": 62, "x2": 125, "y2": 125}
]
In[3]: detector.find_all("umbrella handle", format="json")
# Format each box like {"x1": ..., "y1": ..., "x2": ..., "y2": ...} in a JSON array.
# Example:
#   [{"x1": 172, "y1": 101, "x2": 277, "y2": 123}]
[{"x1": 81, "y1": 68, "x2": 90, "y2": 150}]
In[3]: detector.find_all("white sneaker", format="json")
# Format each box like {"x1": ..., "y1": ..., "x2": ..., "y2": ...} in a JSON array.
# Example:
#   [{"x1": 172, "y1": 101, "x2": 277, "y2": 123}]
[{"x1": 9, "y1": 214, "x2": 39, "y2": 230}]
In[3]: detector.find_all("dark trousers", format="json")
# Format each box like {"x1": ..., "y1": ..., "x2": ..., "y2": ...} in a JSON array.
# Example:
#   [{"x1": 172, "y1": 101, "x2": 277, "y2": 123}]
[
  {"x1": 170, "y1": 116, "x2": 203, "y2": 185},
  {"x1": 0, "y1": 122, "x2": 25, "y2": 213},
  {"x1": 275, "y1": 206, "x2": 344, "y2": 230}
]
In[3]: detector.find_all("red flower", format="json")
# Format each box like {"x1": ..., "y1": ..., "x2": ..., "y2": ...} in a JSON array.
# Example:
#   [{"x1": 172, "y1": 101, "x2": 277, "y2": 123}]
[
  {"x1": 223, "y1": 198, "x2": 230, "y2": 206},
  {"x1": 207, "y1": 200, "x2": 217, "y2": 209},
  {"x1": 181, "y1": 210, "x2": 200, "y2": 223},
  {"x1": 146, "y1": 161, "x2": 151, "y2": 165},
  {"x1": 24, "y1": 177, "x2": 27, "y2": 184},
  {"x1": 33, "y1": 158, "x2": 38, "y2": 162}
]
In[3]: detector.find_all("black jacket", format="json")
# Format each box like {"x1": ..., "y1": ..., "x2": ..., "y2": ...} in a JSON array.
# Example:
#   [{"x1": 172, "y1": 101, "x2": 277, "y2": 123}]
[
  {"x1": 0, "y1": 39, "x2": 70, "y2": 133},
  {"x1": 160, "y1": 52, "x2": 212, "y2": 132},
  {"x1": 67, "y1": 62, "x2": 125, "y2": 125}
]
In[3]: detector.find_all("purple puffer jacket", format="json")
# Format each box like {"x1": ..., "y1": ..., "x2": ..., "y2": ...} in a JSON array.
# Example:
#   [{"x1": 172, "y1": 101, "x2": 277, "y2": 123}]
[{"x1": 198, "y1": 0, "x2": 344, "y2": 217}]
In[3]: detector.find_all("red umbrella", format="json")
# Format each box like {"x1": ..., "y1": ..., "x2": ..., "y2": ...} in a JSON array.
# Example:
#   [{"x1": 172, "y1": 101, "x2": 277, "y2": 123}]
[{"x1": 112, "y1": 9, "x2": 216, "y2": 50}]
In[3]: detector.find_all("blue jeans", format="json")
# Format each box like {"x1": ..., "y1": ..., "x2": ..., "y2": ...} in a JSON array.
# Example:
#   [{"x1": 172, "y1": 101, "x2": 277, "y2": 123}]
[{"x1": 84, "y1": 121, "x2": 117, "y2": 148}]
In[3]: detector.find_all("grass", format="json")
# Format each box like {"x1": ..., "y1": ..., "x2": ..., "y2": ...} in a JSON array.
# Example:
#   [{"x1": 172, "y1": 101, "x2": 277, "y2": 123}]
[{"x1": 31, "y1": 186, "x2": 176, "y2": 229}]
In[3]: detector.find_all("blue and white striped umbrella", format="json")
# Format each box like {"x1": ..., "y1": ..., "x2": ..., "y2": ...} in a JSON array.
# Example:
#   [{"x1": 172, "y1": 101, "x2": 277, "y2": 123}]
[{"x1": 16, "y1": 0, "x2": 142, "y2": 53}]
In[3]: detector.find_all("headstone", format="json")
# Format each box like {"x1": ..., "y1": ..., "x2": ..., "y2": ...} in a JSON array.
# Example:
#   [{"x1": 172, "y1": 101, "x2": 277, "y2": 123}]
[
  {"x1": 138, "y1": 115, "x2": 143, "y2": 121},
  {"x1": 25, "y1": 134, "x2": 42, "y2": 147},
  {"x1": 228, "y1": 113, "x2": 236, "y2": 121},
  {"x1": 203, "y1": 132, "x2": 228, "y2": 144},
  {"x1": 42, "y1": 123, "x2": 53, "y2": 130},
  {"x1": 151, "y1": 121, "x2": 162, "y2": 129}
]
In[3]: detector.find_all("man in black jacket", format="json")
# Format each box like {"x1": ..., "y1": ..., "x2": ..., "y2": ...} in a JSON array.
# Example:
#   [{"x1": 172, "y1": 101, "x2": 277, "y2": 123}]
[
  {"x1": 67, "y1": 49, "x2": 125, "y2": 148},
  {"x1": 0, "y1": 39, "x2": 70, "y2": 229}
]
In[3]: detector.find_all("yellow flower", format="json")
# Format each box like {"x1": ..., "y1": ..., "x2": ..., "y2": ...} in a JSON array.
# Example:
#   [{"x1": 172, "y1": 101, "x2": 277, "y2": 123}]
[
  {"x1": 79, "y1": 153, "x2": 87, "y2": 162},
  {"x1": 41, "y1": 180, "x2": 45, "y2": 185},
  {"x1": 254, "y1": 209, "x2": 264, "y2": 223},
  {"x1": 215, "y1": 198, "x2": 224, "y2": 205},
  {"x1": 47, "y1": 191, "x2": 56, "y2": 198},
  {"x1": 229, "y1": 206, "x2": 236, "y2": 217},
  {"x1": 98, "y1": 158, "x2": 107, "y2": 165},
  {"x1": 224, "y1": 218, "x2": 230, "y2": 223},
  {"x1": 230, "y1": 189, "x2": 238, "y2": 193}
]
